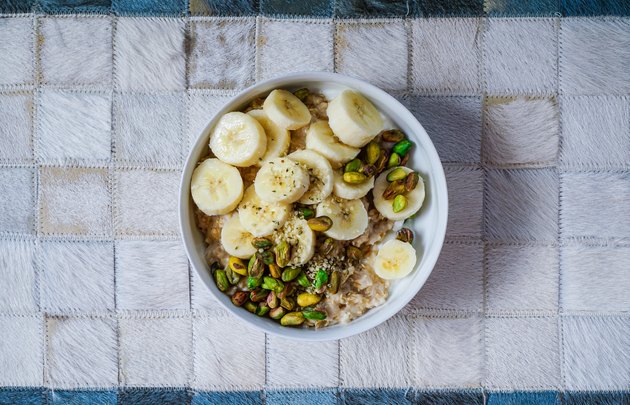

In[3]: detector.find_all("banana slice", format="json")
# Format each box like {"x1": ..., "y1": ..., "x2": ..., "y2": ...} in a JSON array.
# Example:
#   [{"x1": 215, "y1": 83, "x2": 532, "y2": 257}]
[
  {"x1": 191, "y1": 158, "x2": 244, "y2": 216},
  {"x1": 247, "y1": 109, "x2": 291, "y2": 166},
  {"x1": 271, "y1": 213, "x2": 316, "y2": 266},
  {"x1": 209, "y1": 112, "x2": 267, "y2": 167},
  {"x1": 238, "y1": 186, "x2": 290, "y2": 237},
  {"x1": 220, "y1": 214, "x2": 258, "y2": 259},
  {"x1": 374, "y1": 239, "x2": 417, "y2": 280},
  {"x1": 332, "y1": 170, "x2": 375, "y2": 200},
  {"x1": 373, "y1": 167, "x2": 425, "y2": 221},
  {"x1": 327, "y1": 90, "x2": 384, "y2": 148},
  {"x1": 305, "y1": 120, "x2": 360, "y2": 168},
  {"x1": 316, "y1": 196, "x2": 369, "y2": 241},
  {"x1": 254, "y1": 157, "x2": 310, "y2": 204},
  {"x1": 263, "y1": 89, "x2": 312, "y2": 130},
  {"x1": 288, "y1": 150, "x2": 334, "y2": 205}
]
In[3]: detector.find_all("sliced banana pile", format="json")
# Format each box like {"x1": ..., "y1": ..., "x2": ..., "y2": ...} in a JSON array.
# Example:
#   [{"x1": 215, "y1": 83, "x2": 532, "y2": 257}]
[{"x1": 192, "y1": 86, "x2": 426, "y2": 285}]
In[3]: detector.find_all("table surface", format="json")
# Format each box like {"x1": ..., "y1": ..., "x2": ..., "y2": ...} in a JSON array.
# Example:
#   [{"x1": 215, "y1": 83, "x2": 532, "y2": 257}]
[{"x1": 0, "y1": 1, "x2": 629, "y2": 404}]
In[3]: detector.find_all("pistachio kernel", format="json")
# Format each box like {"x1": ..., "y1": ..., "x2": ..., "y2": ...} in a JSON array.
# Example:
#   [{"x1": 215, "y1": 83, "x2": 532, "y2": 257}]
[
  {"x1": 386, "y1": 167, "x2": 407, "y2": 182},
  {"x1": 405, "y1": 172, "x2": 420, "y2": 192},
  {"x1": 344, "y1": 158, "x2": 362, "y2": 173},
  {"x1": 343, "y1": 171, "x2": 368, "y2": 184},
  {"x1": 392, "y1": 194, "x2": 408, "y2": 213},
  {"x1": 382, "y1": 179, "x2": 406, "y2": 200},
  {"x1": 396, "y1": 227, "x2": 414, "y2": 244},
  {"x1": 307, "y1": 216, "x2": 333, "y2": 232},
  {"x1": 380, "y1": 129, "x2": 405, "y2": 143},
  {"x1": 365, "y1": 141, "x2": 381, "y2": 165},
  {"x1": 387, "y1": 152, "x2": 401, "y2": 168}
]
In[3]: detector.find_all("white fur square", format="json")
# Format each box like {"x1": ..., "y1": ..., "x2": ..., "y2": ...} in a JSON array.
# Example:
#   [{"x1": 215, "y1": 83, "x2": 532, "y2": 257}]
[
  {"x1": 187, "y1": 91, "x2": 235, "y2": 148},
  {"x1": 486, "y1": 317, "x2": 559, "y2": 389},
  {"x1": 340, "y1": 315, "x2": 411, "y2": 388},
  {"x1": 114, "y1": 93, "x2": 184, "y2": 167},
  {"x1": 116, "y1": 240, "x2": 189, "y2": 310},
  {"x1": 561, "y1": 172, "x2": 629, "y2": 239},
  {"x1": 561, "y1": 96, "x2": 630, "y2": 169},
  {"x1": 0, "y1": 91, "x2": 33, "y2": 164},
  {"x1": 563, "y1": 316, "x2": 630, "y2": 390},
  {"x1": 191, "y1": 267, "x2": 226, "y2": 314},
  {"x1": 406, "y1": 96, "x2": 481, "y2": 163},
  {"x1": 259, "y1": 19, "x2": 333, "y2": 81},
  {"x1": 39, "y1": 167, "x2": 111, "y2": 236},
  {"x1": 189, "y1": 19, "x2": 255, "y2": 89},
  {"x1": 484, "y1": 18, "x2": 557, "y2": 94},
  {"x1": 336, "y1": 21, "x2": 407, "y2": 90},
  {"x1": 445, "y1": 167, "x2": 483, "y2": 237},
  {"x1": 115, "y1": 170, "x2": 179, "y2": 236},
  {"x1": 40, "y1": 241, "x2": 114, "y2": 313},
  {"x1": 267, "y1": 336, "x2": 337, "y2": 388},
  {"x1": 411, "y1": 18, "x2": 480, "y2": 93},
  {"x1": 193, "y1": 314, "x2": 265, "y2": 390},
  {"x1": 119, "y1": 315, "x2": 191, "y2": 387},
  {"x1": 0, "y1": 167, "x2": 35, "y2": 235},
  {"x1": 115, "y1": 18, "x2": 186, "y2": 91},
  {"x1": 561, "y1": 244, "x2": 630, "y2": 312},
  {"x1": 484, "y1": 97, "x2": 559, "y2": 166},
  {"x1": 560, "y1": 19, "x2": 630, "y2": 95},
  {"x1": 40, "y1": 16, "x2": 112, "y2": 86},
  {"x1": 412, "y1": 316, "x2": 482, "y2": 387},
  {"x1": 0, "y1": 315, "x2": 42, "y2": 386},
  {"x1": 409, "y1": 241, "x2": 483, "y2": 313},
  {"x1": 0, "y1": 18, "x2": 34, "y2": 86},
  {"x1": 485, "y1": 169, "x2": 558, "y2": 242},
  {"x1": 487, "y1": 245, "x2": 558, "y2": 313},
  {"x1": 37, "y1": 90, "x2": 111, "y2": 164},
  {"x1": 0, "y1": 239, "x2": 36, "y2": 312},
  {"x1": 46, "y1": 316, "x2": 117, "y2": 388}
]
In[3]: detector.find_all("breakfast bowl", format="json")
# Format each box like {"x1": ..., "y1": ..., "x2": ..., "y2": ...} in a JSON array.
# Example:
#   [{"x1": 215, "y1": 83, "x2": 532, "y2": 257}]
[{"x1": 179, "y1": 72, "x2": 448, "y2": 341}]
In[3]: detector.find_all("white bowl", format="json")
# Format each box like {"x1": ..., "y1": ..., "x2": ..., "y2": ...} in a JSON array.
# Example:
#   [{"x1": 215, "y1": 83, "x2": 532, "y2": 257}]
[{"x1": 179, "y1": 72, "x2": 448, "y2": 341}]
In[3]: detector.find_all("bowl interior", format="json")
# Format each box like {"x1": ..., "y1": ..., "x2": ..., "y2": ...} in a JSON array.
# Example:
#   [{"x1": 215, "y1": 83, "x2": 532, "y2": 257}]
[{"x1": 180, "y1": 72, "x2": 448, "y2": 341}]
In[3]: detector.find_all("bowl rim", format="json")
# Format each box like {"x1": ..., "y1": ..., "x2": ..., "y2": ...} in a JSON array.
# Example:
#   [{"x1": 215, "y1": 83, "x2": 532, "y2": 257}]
[{"x1": 179, "y1": 72, "x2": 448, "y2": 341}]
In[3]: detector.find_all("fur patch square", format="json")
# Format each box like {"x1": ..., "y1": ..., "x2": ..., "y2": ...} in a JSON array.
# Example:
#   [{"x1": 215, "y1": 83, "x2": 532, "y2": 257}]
[
  {"x1": 487, "y1": 392, "x2": 561, "y2": 405},
  {"x1": 0, "y1": 18, "x2": 34, "y2": 86},
  {"x1": 406, "y1": 96, "x2": 481, "y2": 162},
  {"x1": 39, "y1": 0, "x2": 110, "y2": 14},
  {"x1": 484, "y1": 19, "x2": 557, "y2": 94},
  {"x1": 119, "y1": 388, "x2": 189, "y2": 405},
  {"x1": 411, "y1": 18, "x2": 480, "y2": 93},
  {"x1": 259, "y1": 19, "x2": 333, "y2": 81},
  {"x1": 37, "y1": 90, "x2": 111, "y2": 164},
  {"x1": 189, "y1": 0, "x2": 257, "y2": 16},
  {"x1": 409, "y1": 241, "x2": 483, "y2": 313},
  {"x1": 115, "y1": 170, "x2": 179, "y2": 236},
  {"x1": 0, "y1": 91, "x2": 33, "y2": 164},
  {"x1": 189, "y1": 19, "x2": 255, "y2": 89},
  {"x1": 113, "y1": 0, "x2": 186, "y2": 16},
  {"x1": 484, "y1": 0, "x2": 558, "y2": 16},
  {"x1": 335, "y1": 0, "x2": 408, "y2": 17},
  {"x1": 484, "y1": 97, "x2": 559, "y2": 166},
  {"x1": 116, "y1": 240, "x2": 188, "y2": 310},
  {"x1": 40, "y1": 241, "x2": 114, "y2": 312},
  {"x1": 114, "y1": 18, "x2": 185, "y2": 91},
  {"x1": 0, "y1": 0, "x2": 35, "y2": 13},
  {"x1": 119, "y1": 316, "x2": 191, "y2": 387},
  {"x1": 561, "y1": 244, "x2": 630, "y2": 312},
  {"x1": 0, "y1": 388, "x2": 44, "y2": 405},
  {"x1": 261, "y1": 0, "x2": 332, "y2": 17},
  {"x1": 563, "y1": 316, "x2": 630, "y2": 390},
  {"x1": 0, "y1": 315, "x2": 42, "y2": 385},
  {"x1": 39, "y1": 167, "x2": 111, "y2": 236},
  {"x1": 340, "y1": 316, "x2": 411, "y2": 388},
  {"x1": 485, "y1": 169, "x2": 558, "y2": 242},
  {"x1": 412, "y1": 317, "x2": 483, "y2": 387},
  {"x1": 0, "y1": 239, "x2": 36, "y2": 312},
  {"x1": 486, "y1": 317, "x2": 560, "y2": 389},
  {"x1": 187, "y1": 91, "x2": 235, "y2": 148},
  {"x1": 336, "y1": 21, "x2": 407, "y2": 90},
  {"x1": 561, "y1": 0, "x2": 630, "y2": 16},
  {"x1": 46, "y1": 316, "x2": 117, "y2": 388},
  {"x1": 560, "y1": 19, "x2": 630, "y2": 95},
  {"x1": 487, "y1": 245, "x2": 558, "y2": 313},
  {"x1": 49, "y1": 390, "x2": 116, "y2": 405},
  {"x1": 267, "y1": 390, "x2": 337, "y2": 405},
  {"x1": 415, "y1": 0, "x2": 483, "y2": 16},
  {"x1": 190, "y1": 268, "x2": 226, "y2": 314},
  {"x1": 40, "y1": 17, "x2": 112, "y2": 86},
  {"x1": 560, "y1": 96, "x2": 630, "y2": 169},
  {"x1": 114, "y1": 93, "x2": 184, "y2": 166},
  {"x1": 561, "y1": 172, "x2": 630, "y2": 239},
  {"x1": 267, "y1": 336, "x2": 337, "y2": 388},
  {"x1": 193, "y1": 314, "x2": 265, "y2": 390},
  {"x1": 0, "y1": 167, "x2": 35, "y2": 235},
  {"x1": 444, "y1": 167, "x2": 483, "y2": 237}
]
